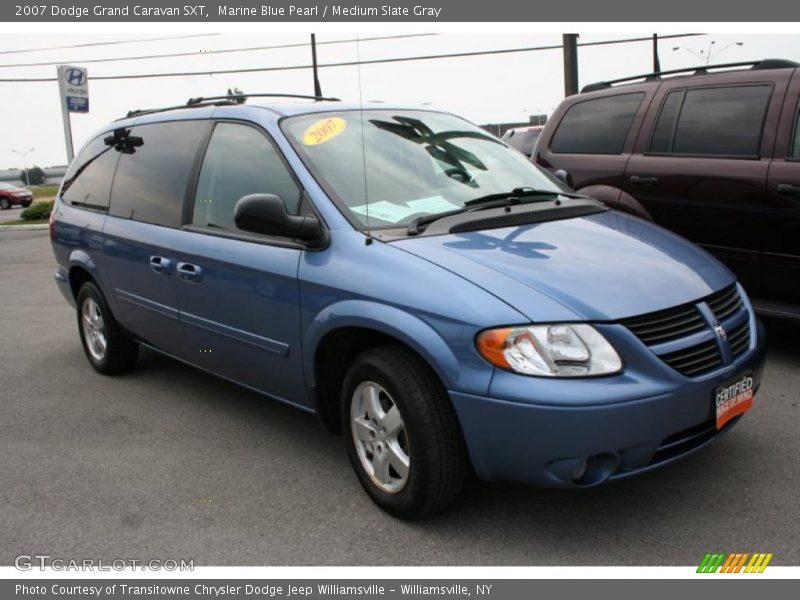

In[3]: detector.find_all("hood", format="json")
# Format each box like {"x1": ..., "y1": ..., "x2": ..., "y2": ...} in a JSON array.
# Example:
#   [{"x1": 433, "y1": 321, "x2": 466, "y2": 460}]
[{"x1": 394, "y1": 210, "x2": 735, "y2": 322}]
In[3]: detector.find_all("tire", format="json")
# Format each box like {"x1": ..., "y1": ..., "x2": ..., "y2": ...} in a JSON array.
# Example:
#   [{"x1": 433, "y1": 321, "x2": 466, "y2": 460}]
[
  {"x1": 76, "y1": 281, "x2": 139, "y2": 375},
  {"x1": 341, "y1": 345, "x2": 469, "y2": 518},
  {"x1": 0, "y1": 198, "x2": 9, "y2": 210}
]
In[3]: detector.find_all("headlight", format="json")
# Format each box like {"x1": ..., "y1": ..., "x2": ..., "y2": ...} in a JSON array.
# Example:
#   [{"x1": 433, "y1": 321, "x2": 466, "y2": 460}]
[{"x1": 476, "y1": 324, "x2": 622, "y2": 377}]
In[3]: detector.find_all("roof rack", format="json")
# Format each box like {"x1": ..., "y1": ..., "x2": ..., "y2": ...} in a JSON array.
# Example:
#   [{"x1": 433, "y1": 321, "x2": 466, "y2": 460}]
[
  {"x1": 580, "y1": 59, "x2": 800, "y2": 94},
  {"x1": 123, "y1": 91, "x2": 341, "y2": 120}
]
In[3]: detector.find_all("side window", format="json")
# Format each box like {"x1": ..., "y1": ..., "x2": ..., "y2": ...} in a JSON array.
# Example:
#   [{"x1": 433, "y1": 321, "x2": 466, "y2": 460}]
[
  {"x1": 649, "y1": 91, "x2": 683, "y2": 153},
  {"x1": 192, "y1": 123, "x2": 302, "y2": 232},
  {"x1": 61, "y1": 135, "x2": 120, "y2": 211},
  {"x1": 792, "y1": 103, "x2": 800, "y2": 159},
  {"x1": 109, "y1": 121, "x2": 208, "y2": 227},
  {"x1": 650, "y1": 85, "x2": 772, "y2": 157},
  {"x1": 550, "y1": 93, "x2": 644, "y2": 155}
]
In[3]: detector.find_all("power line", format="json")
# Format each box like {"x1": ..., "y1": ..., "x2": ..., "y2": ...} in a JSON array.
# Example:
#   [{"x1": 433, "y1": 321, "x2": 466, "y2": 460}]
[
  {"x1": 0, "y1": 33, "x2": 221, "y2": 56},
  {"x1": 0, "y1": 34, "x2": 705, "y2": 84},
  {"x1": 0, "y1": 34, "x2": 438, "y2": 69}
]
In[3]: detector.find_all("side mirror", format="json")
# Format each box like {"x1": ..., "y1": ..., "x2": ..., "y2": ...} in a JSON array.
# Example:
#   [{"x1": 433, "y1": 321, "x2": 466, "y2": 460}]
[
  {"x1": 553, "y1": 169, "x2": 574, "y2": 189},
  {"x1": 234, "y1": 193, "x2": 324, "y2": 246}
]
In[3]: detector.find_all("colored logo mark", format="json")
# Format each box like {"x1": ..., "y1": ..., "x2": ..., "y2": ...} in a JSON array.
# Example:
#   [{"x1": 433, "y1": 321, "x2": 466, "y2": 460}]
[{"x1": 697, "y1": 552, "x2": 773, "y2": 573}]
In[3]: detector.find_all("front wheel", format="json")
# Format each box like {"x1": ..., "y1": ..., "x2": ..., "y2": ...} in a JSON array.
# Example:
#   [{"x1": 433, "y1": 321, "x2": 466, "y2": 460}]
[
  {"x1": 76, "y1": 281, "x2": 139, "y2": 375},
  {"x1": 341, "y1": 346, "x2": 469, "y2": 518},
  {"x1": 0, "y1": 198, "x2": 9, "y2": 210}
]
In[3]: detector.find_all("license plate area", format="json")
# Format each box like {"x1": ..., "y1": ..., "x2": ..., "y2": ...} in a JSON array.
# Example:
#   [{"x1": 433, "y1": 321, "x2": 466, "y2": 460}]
[{"x1": 714, "y1": 370, "x2": 754, "y2": 430}]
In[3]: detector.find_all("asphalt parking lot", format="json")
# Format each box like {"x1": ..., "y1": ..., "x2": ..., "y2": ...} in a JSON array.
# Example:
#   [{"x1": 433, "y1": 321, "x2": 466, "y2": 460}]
[
  {"x1": 0, "y1": 206, "x2": 27, "y2": 223},
  {"x1": 1, "y1": 228, "x2": 798, "y2": 566}
]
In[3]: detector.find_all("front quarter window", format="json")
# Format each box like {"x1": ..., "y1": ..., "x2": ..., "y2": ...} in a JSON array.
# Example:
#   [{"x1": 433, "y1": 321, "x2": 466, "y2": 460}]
[{"x1": 282, "y1": 110, "x2": 565, "y2": 229}]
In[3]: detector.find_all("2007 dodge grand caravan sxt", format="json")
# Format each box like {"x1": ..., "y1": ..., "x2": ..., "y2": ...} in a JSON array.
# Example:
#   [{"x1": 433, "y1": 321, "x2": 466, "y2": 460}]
[{"x1": 51, "y1": 96, "x2": 766, "y2": 518}]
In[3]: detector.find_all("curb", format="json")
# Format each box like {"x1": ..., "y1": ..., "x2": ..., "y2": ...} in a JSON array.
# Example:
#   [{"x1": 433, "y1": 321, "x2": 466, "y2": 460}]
[{"x1": 0, "y1": 224, "x2": 49, "y2": 231}]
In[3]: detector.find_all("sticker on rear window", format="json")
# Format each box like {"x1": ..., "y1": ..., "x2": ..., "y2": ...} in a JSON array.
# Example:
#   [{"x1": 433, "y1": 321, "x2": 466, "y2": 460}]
[{"x1": 302, "y1": 117, "x2": 347, "y2": 146}]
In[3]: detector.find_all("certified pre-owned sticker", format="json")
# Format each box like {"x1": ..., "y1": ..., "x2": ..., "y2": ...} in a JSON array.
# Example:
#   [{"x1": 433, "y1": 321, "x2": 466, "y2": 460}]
[
  {"x1": 302, "y1": 117, "x2": 347, "y2": 146},
  {"x1": 714, "y1": 371, "x2": 754, "y2": 429}
]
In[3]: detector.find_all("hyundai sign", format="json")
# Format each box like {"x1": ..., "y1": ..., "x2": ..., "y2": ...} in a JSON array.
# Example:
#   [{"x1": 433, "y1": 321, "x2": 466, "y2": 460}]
[{"x1": 57, "y1": 65, "x2": 89, "y2": 113}]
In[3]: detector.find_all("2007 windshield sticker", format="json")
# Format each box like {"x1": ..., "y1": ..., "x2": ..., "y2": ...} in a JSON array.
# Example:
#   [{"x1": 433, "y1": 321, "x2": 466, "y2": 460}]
[{"x1": 302, "y1": 117, "x2": 347, "y2": 146}]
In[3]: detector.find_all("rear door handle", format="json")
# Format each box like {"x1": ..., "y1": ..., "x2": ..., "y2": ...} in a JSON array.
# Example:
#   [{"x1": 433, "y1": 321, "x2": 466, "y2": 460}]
[
  {"x1": 776, "y1": 183, "x2": 800, "y2": 196},
  {"x1": 149, "y1": 255, "x2": 172, "y2": 275},
  {"x1": 177, "y1": 262, "x2": 203, "y2": 282},
  {"x1": 630, "y1": 175, "x2": 659, "y2": 186}
]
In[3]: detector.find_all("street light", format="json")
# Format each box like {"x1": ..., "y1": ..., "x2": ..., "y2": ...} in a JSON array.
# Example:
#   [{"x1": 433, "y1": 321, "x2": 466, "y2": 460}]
[
  {"x1": 672, "y1": 40, "x2": 744, "y2": 66},
  {"x1": 12, "y1": 147, "x2": 35, "y2": 187}
]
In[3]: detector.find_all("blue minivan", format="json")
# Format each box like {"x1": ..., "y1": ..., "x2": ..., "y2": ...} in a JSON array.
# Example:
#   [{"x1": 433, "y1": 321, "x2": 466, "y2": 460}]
[{"x1": 51, "y1": 96, "x2": 767, "y2": 517}]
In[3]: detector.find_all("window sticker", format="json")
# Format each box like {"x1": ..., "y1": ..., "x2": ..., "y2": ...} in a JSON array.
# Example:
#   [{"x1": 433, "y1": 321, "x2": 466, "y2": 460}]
[
  {"x1": 350, "y1": 201, "x2": 420, "y2": 223},
  {"x1": 407, "y1": 195, "x2": 460, "y2": 214},
  {"x1": 350, "y1": 196, "x2": 460, "y2": 224},
  {"x1": 302, "y1": 117, "x2": 347, "y2": 146}
]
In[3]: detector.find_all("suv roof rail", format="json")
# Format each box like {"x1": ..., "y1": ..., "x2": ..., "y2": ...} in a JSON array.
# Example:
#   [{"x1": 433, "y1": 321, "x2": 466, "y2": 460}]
[
  {"x1": 580, "y1": 58, "x2": 800, "y2": 94},
  {"x1": 122, "y1": 91, "x2": 341, "y2": 120}
]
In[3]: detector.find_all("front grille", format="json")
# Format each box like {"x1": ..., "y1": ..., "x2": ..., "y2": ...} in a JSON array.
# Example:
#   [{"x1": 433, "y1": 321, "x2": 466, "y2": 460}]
[
  {"x1": 661, "y1": 339, "x2": 723, "y2": 377},
  {"x1": 621, "y1": 284, "x2": 750, "y2": 378},
  {"x1": 728, "y1": 321, "x2": 751, "y2": 357},
  {"x1": 649, "y1": 416, "x2": 739, "y2": 466},
  {"x1": 620, "y1": 304, "x2": 705, "y2": 345},
  {"x1": 707, "y1": 285, "x2": 743, "y2": 321}
]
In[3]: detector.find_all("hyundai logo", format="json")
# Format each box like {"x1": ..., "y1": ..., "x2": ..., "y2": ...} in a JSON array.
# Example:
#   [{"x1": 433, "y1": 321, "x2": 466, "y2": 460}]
[
  {"x1": 65, "y1": 69, "x2": 86, "y2": 86},
  {"x1": 713, "y1": 324, "x2": 727, "y2": 341}
]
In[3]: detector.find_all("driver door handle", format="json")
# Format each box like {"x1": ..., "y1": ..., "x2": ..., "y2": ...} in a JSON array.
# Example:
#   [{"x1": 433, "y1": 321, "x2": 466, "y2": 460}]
[
  {"x1": 777, "y1": 183, "x2": 800, "y2": 196},
  {"x1": 177, "y1": 262, "x2": 203, "y2": 282},
  {"x1": 630, "y1": 175, "x2": 659, "y2": 186}
]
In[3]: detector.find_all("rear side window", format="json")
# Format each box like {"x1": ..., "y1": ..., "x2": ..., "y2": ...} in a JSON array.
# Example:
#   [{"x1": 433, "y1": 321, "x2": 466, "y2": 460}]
[
  {"x1": 191, "y1": 122, "x2": 302, "y2": 231},
  {"x1": 109, "y1": 120, "x2": 208, "y2": 227},
  {"x1": 792, "y1": 103, "x2": 800, "y2": 158},
  {"x1": 649, "y1": 85, "x2": 772, "y2": 157},
  {"x1": 551, "y1": 93, "x2": 644, "y2": 155},
  {"x1": 61, "y1": 135, "x2": 119, "y2": 211}
]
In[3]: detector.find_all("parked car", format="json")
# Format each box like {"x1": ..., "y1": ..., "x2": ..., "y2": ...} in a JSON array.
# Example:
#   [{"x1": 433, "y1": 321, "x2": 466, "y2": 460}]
[
  {"x1": 501, "y1": 125, "x2": 543, "y2": 157},
  {"x1": 535, "y1": 59, "x2": 800, "y2": 317},
  {"x1": 0, "y1": 182, "x2": 33, "y2": 209},
  {"x1": 51, "y1": 96, "x2": 766, "y2": 517}
]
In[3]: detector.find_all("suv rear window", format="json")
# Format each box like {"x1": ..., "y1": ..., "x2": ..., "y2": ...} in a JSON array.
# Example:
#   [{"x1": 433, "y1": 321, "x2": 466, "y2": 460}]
[
  {"x1": 649, "y1": 85, "x2": 772, "y2": 157},
  {"x1": 109, "y1": 120, "x2": 209, "y2": 227},
  {"x1": 550, "y1": 93, "x2": 644, "y2": 155}
]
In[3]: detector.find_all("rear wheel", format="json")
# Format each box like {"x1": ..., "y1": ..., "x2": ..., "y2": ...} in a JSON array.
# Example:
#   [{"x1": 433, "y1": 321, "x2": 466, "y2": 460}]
[
  {"x1": 76, "y1": 281, "x2": 138, "y2": 375},
  {"x1": 341, "y1": 345, "x2": 468, "y2": 518},
  {"x1": 0, "y1": 198, "x2": 9, "y2": 210}
]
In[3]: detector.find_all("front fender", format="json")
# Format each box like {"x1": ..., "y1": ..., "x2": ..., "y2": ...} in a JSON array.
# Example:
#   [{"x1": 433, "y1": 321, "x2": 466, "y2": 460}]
[{"x1": 302, "y1": 299, "x2": 486, "y2": 395}]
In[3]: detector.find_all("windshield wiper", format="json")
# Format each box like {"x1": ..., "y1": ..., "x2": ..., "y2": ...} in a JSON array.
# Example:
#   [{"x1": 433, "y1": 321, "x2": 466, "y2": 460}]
[
  {"x1": 463, "y1": 187, "x2": 584, "y2": 206},
  {"x1": 406, "y1": 187, "x2": 585, "y2": 235}
]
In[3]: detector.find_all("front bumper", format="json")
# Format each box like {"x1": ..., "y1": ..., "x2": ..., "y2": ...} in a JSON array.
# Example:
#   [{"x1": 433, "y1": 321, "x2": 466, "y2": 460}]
[{"x1": 450, "y1": 319, "x2": 766, "y2": 487}]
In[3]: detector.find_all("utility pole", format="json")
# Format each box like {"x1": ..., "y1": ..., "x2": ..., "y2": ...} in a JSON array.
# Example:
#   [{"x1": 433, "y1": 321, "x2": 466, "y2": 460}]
[
  {"x1": 12, "y1": 148, "x2": 35, "y2": 187},
  {"x1": 562, "y1": 34, "x2": 579, "y2": 97},
  {"x1": 311, "y1": 34, "x2": 323, "y2": 97}
]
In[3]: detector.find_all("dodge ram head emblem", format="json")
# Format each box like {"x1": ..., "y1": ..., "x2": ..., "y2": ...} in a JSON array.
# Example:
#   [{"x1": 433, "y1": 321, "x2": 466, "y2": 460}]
[{"x1": 713, "y1": 324, "x2": 727, "y2": 341}]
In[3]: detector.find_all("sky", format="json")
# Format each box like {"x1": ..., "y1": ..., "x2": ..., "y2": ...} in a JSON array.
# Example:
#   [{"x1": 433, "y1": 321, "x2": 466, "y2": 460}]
[{"x1": 2, "y1": 32, "x2": 800, "y2": 169}]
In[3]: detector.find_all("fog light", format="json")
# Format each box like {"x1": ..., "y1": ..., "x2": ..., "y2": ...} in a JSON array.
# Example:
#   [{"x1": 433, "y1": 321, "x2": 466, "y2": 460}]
[{"x1": 571, "y1": 459, "x2": 588, "y2": 482}]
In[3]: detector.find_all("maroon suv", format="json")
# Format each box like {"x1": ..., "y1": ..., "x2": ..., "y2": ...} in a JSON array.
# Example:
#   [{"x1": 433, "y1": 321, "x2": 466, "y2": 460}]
[
  {"x1": 536, "y1": 59, "x2": 800, "y2": 314},
  {"x1": 0, "y1": 182, "x2": 34, "y2": 209}
]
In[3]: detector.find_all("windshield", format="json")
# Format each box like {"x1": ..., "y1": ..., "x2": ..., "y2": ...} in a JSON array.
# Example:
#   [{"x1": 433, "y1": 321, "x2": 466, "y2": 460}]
[
  {"x1": 0, "y1": 182, "x2": 18, "y2": 190},
  {"x1": 282, "y1": 110, "x2": 567, "y2": 229}
]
